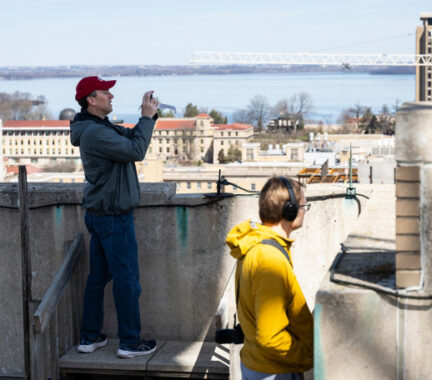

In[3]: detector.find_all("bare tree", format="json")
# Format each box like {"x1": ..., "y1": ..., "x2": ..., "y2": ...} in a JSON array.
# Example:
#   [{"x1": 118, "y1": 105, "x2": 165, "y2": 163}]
[
  {"x1": 271, "y1": 92, "x2": 313, "y2": 133},
  {"x1": 232, "y1": 109, "x2": 254, "y2": 124},
  {"x1": 290, "y1": 92, "x2": 313, "y2": 121},
  {"x1": 247, "y1": 95, "x2": 271, "y2": 132}
]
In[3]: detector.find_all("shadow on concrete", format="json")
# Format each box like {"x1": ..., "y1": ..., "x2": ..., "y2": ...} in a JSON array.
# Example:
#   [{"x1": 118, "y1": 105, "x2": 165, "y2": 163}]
[{"x1": 331, "y1": 249, "x2": 395, "y2": 288}]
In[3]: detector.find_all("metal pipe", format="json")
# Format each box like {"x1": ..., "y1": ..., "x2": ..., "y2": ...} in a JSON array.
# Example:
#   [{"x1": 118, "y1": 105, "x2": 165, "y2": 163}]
[{"x1": 19, "y1": 166, "x2": 32, "y2": 380}]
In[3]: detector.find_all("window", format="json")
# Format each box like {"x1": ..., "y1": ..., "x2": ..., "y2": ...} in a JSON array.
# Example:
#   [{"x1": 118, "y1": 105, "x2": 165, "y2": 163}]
[
  {"x1": 291, "y1": 148, "x2": 299, "y2": 161},
  {"x1": 159, "y1": 147, "x2": 162, "y2": 153},
  {"x1": 251, "y1": 183, "x2": 256, "y2": 191},
  {"x1": 221, "y1": 132, "x2": 224, "y2": 136},
  {"x1": 207, "y1": 182, "x2": 212, "y2": 190},
  {"x1": 236, "y1": 132, "x2": 238, "y2": 136},
  {"x1": 197, "y1": 182, "x2": 201, "y2": 190},
  {"x1": 200, "y1": 139, "x2": 204, "y2": 144},
  {"x1": 159, "y1": 139, "x2": 162, "y2": 144},
  {"x1": 228, "y1": 132, "x2": 231, "y2": 136},
  {"x1": 221, "y1": 141, "x2": 224, "y2": 146},
  {"x1": 187, "y1": 182, "x2": 191, "y2": 189},
  {"x1": 246, "y1": 148, "x2": 254, "y2": 160},
  {"x1": 166, "y1": 147, "x2": 170, "y2": 153},
  {"x1": 200, "y1": 147, "x2": 204, "y2": 153}
]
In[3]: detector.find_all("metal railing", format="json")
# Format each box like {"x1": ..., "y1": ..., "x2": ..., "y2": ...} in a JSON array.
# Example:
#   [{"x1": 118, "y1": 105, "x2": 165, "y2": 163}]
[{"x1": 190, "y1": 51, "x2": 432, "y2": 66}]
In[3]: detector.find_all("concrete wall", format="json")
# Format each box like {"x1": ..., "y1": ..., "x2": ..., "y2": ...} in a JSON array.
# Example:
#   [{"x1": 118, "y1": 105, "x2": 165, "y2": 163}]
[
  {"x1": 315, "y1": 184, "x2": 398, "y2": 380},
  {"x1": 315, "y1": 102, "x2": 432, "y2": 380},
  {"x1": 0, "y1": 182, "x2": 367, "y2": 377},
  {"x1": 358, "y1": 157, "x2": 396, "y2": 184}
]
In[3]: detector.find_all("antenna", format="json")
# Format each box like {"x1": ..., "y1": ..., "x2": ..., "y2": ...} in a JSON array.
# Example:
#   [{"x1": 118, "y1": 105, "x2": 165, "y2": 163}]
[{"x1": 346, "y1": 143, "x2": 356, "y2": 199}]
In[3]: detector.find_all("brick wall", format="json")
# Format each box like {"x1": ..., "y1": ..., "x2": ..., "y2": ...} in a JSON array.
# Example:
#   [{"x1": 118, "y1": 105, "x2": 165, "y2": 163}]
[{"x1": 395, "y1": 166, "x2": 421, "y2": 288}]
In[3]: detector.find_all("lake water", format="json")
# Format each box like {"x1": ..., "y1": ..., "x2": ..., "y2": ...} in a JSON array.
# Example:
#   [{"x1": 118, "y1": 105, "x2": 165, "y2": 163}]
[{"x1": 0, "y1": 73, "x2": 415, "y2": 123}]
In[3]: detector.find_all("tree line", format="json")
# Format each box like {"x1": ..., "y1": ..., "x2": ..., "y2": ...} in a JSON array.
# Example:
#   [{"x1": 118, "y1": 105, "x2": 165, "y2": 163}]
[
  {"x1": 0, "y1": 91, "x2": 52, "y2": 120},
  {"x1": 338, "y1": 101, "x2": 399, "y2": 135},
  {"x1": 176, "y1": 92, "x2": 313, "y2": 134}
]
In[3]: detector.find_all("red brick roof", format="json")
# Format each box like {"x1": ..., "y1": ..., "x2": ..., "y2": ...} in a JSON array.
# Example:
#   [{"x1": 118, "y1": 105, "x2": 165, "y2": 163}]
[
  {"x1": 197, "y1": 113, "x2": 210, "y2": 118},
  {"x1": 121, "y1": 119, "x2": 196, "y2": 130},
  {"x1": 156, "y1": 119, "x2": 196, "y2": 130},
  {"x1": 3, "y1": 120, "x2": 70, "y2": 127},
  {"x1": 7, "y1": 164, "x2": 41, "y2": 174},
  {"x1": 213, "y1": 123, "x2": 252, "y2": 131}
]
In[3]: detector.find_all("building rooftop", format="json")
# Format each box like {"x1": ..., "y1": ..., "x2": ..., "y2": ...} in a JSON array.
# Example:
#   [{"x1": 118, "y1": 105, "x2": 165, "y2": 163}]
[
  {"x1": 3, "y1": 120, "x2": 70, "y2": 128},
  {"x1": 420, "y1": 12, "x2": 432, "y2": 20},
  {"x1": 213, "y1": 123, "x2": 252, "y2": 130}
]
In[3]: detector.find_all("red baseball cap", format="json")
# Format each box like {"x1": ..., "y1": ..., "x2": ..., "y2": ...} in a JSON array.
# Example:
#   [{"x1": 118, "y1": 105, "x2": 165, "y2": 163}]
[{"x1": 75, "y1": 76, "x2": 116, "y2": 101}]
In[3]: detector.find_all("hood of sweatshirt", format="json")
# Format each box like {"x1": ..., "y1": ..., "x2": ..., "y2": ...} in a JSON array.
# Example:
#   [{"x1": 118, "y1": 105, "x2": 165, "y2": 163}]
[{"x1": 226, "y1": 219, "x2": 293, "y2": 260}]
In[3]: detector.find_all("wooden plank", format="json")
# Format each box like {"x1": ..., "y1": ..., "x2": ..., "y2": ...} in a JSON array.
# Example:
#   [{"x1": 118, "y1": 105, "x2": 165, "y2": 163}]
[{"x1": 33, "y1": 233, "x2": 83, "y2": 334}]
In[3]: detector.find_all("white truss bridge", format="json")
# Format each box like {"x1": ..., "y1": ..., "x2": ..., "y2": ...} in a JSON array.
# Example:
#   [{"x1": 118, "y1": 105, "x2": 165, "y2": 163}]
[{"x1": 190, "y1": 51, "x2": 432, "y2": 66}]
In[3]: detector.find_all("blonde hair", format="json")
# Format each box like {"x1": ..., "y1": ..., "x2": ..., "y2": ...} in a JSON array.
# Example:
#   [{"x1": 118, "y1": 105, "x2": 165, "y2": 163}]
[{"x1": 259, "y1": 176, "x2": 304, "y2": 224}]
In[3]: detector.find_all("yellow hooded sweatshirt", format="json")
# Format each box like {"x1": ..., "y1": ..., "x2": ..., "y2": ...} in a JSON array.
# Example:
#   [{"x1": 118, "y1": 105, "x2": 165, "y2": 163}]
[{"x1": 226, "y1": 219, "x2": 313, "y2": 374}]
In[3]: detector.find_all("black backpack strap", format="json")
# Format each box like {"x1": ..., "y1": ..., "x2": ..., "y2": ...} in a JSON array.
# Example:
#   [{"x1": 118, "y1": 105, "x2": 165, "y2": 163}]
[
  {"x1": 236, "y1": 239, "x2": 292, "y2": 306},
  {"x1": 261, "y1": 239, "x2": 292, "y2": 267}
]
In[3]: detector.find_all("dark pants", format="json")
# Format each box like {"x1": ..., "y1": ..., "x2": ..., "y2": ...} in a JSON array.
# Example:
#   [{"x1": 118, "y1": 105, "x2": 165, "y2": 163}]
[{"x1": 81, "y1": 212, "x2": 141, "y2": 345}]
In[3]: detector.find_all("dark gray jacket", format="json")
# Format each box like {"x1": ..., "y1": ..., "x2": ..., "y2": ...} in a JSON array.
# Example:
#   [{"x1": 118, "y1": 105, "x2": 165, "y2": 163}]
[{"x1": 70, "y1": 111, "x2": 155, "y2": 215}]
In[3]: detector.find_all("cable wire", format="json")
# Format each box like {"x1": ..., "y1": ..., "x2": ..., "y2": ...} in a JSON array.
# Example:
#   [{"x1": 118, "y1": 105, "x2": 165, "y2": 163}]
[{"x1": 311, "y1": 33, "x2": 414, "y2": 54}]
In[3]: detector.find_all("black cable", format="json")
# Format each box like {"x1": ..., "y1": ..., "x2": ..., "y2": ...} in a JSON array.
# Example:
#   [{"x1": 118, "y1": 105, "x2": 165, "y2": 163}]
[
  {"x1": 0, "y1": 191, "x2": 369, "y2": 209},
  {"x1": 218, "y1": 178, "x2": 260, "y2": 195},
  {"x1": 330, "y1": 244, "x2": 432, "y2": 300}
]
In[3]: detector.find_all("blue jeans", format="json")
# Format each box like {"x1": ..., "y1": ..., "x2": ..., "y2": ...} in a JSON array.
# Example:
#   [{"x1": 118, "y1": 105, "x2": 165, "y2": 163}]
[{"x1": 81, "y1": 212, "x2": 142, "y2": 345}]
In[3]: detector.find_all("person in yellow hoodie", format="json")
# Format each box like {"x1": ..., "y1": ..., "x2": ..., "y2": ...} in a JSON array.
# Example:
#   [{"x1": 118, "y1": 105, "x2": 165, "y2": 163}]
[{"x1": 226, "y1": 176, "x2": 313, "y2": 380}]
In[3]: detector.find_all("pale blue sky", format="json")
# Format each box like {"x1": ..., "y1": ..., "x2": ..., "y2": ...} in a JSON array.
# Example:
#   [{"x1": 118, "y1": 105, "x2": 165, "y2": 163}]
[{"x1": 2, "y1": 0, "x2": 432, "y2": 66}]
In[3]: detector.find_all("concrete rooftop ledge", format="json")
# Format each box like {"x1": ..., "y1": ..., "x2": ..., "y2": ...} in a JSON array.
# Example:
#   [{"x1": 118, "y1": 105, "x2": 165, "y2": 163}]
[
  {"x1": 0, "y1": 182, "x2": 177, "y2": 208},
  {"x1": 322, "y1": 184, "x2": 396, "y2": 291},
  {"x1": 314, "y1": 185, "x2": 400, "y2": 379}
]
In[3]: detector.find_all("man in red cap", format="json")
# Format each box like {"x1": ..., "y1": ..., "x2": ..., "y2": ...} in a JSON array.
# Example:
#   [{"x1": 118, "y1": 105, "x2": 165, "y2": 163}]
[{"x1": 70, "y1": 76, "x2": 159, "y2": 358}]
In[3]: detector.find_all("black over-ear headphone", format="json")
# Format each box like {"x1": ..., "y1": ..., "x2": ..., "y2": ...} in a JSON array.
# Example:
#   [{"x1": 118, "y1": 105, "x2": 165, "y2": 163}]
[{"x1": 278, "y1": 177, "x2": 298, "y2": 222}]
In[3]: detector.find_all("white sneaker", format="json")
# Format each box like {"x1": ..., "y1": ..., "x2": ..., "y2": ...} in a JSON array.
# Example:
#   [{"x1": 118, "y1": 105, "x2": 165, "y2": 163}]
[{"x1": 77, "y1": 334, "x2": 108, "y2": 353}]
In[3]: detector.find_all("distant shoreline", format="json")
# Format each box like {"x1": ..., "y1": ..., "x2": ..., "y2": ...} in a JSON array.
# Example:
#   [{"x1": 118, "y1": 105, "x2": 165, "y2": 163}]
[{"x1": 0, "y1": 64, "x2": 415, "y2": 80}]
